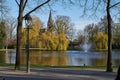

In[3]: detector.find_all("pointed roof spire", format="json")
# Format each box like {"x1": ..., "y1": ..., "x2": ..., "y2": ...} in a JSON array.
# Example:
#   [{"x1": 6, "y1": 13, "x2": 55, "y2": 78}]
[
  {"x1": 49, "y1": 10, "x2": 52, "y2": 21},
  {"x1": 47, "y1": 10, "x2": 54, "y2": 31}
]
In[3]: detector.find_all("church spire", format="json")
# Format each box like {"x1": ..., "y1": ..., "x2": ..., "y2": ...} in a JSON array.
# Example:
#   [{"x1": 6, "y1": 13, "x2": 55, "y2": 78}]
[{"x1": 47, "y1": 10, "x2": 54, "y2": 32}]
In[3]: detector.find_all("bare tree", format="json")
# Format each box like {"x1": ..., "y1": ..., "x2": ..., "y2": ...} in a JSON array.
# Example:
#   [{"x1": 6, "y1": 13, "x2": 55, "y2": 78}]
[
  {"x1": 0, "y1": 0, "x2": 9, "y2": 21},
  {"x1": 77, "y1": 0, "x2": 120, "y2": 72},
  {"x1": 106, "y1": 0, "x2": 120, "y2": 72},
  {"x1": 14, "y1": 0, "x2": 51, "y2": 70},
  {"x1": 67, "y1": 25, "x2": 75, "y2": 42},
  {"x1": 55, "y1": 15, "x2": 74, "y2": 35},
  {"x1": 6, "y1": 17, "x2": 17, "y2": 39},
  {"x1": 5, "y1": 17, "x2": 17, "y2": 48}
]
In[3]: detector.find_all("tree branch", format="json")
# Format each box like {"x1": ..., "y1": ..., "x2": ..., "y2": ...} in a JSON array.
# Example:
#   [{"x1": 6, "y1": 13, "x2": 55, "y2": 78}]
[
  {"x1": 110, "y1": 2, "x2": 120, "y2": 9},
  {"x1": 23, "y1": 0, "x2": 28, "y2": 10},
  {"x1": 23, "y1": 0, "x2": 50, "y2": 18},
  {"x1": 15, "y1": 0, "x2": 20, "y2": 6},
  {"x1": 103, "y1": 0, "x2": 107, "y2": 3}
]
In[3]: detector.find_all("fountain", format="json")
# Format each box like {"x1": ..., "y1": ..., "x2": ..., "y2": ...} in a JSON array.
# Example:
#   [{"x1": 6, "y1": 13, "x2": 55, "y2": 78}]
[
  {"x1": 83, "y1": 42, "x2": 89, "y2": 52},
  {"x1": 82, "y1": 32, "x2": 91, "y2": 52}
]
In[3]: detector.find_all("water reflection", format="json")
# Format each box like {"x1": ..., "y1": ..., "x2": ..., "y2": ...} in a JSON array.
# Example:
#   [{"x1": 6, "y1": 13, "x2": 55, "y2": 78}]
[
  {"x1": 20, "y1": 51, "x2": 68, "y2": 66},
  {"x1": 0, "y1": 51, "x2": 5, "y2": 63},
  {"x1": 67, "y1": 51, "x2": 107, "y2": 66},
  {"x1": 0, "y1": 50, "x2": 120, "y2": 66}
]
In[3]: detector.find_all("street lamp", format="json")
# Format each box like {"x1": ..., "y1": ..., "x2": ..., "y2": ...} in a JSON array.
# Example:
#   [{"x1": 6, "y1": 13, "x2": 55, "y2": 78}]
[{"x1": 25, "y1": 14, "x2": 32, "y2": 73}]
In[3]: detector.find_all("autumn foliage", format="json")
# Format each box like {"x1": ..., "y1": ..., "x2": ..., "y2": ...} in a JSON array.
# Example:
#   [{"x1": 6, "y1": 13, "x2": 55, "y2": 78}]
[{"x1": 21, "y1": 16, "x2": 69, "y2": 50}]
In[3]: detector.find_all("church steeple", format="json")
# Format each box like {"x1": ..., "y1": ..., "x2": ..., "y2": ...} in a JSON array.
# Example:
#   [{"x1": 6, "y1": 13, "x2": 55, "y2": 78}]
[{"x1": 47, "y1": 10, "x2": 54, "y2": 32}]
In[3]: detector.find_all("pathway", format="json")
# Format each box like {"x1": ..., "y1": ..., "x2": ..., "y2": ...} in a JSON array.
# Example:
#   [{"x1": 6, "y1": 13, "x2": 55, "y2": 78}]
[{"x1": 0, "y1": 67, "x2": 117, "y2": 80}]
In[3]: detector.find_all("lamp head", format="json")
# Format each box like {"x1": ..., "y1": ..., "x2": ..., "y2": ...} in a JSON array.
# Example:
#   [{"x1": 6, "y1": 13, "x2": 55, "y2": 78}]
[{"x1": 25, "y1": 14, "x2": 32, "y2": 28}]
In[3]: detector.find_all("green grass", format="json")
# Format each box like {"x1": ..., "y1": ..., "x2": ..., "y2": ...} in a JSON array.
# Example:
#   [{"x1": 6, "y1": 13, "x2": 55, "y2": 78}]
[
  {"x1": 0, "y1": 63, "x2": 118, "y2": 70},
  {"x1": 0, "y1": 63, "x2": 15, "y2": 66},
  {"x1": 21, "y1": 48, "x2": 48, "y2": 51},
  {"x1": 0, "y1": 49, "x2": 15, "y2": 52},
  {"x1": 0, "y1": 48, "x2": 48, "y2": 51}
]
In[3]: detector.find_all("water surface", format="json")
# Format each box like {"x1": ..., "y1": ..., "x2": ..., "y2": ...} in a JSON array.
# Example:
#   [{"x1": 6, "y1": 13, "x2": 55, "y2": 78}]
[{"x1": 0, "y1": 50, "x2": 120, "y2": 66}]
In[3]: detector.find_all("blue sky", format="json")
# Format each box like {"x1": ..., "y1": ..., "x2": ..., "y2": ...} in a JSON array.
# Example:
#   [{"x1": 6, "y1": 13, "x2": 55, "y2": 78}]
[
  {"x1": 9, "y1": 0, "x2": 120, "y2": 31},
  {"x1": 7, "y1": 0, "x2": 102, "y2": 31}
]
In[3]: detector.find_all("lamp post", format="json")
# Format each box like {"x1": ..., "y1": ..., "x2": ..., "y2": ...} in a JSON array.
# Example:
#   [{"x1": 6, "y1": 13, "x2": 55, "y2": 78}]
[{"x1": 25, "y1": 14, "x2": 32, "y2": 73}]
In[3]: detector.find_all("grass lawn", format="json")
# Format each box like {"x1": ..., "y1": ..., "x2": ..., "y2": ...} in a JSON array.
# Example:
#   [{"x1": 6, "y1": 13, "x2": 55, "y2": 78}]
[{"x1": 0, "y1": 63, "x2": 119, "y2": 70}]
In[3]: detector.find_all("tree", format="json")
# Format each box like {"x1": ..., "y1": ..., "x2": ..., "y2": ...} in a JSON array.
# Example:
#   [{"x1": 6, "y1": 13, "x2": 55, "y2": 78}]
[
  {"x1": 22, "y1": 16, "x2": 43, "y2": 48},
  {"x1": 54, "y1": 15, "x2": 73, "y2": 50},
  {"x1": 38, "y1": 14, "x2": 69, "y2": 51},
  {"x1": 67, "y1": 24, "x2": 75, "y2": 42},
  {"x1": 0, "y1": 22, "x2": 6, "y2": 49},
  {"x1": 29, "y1": 16, "x2": 43, "y2": 48},
  {"x1": 38, "y1": 14, "x2": 70, "y2": 51},
  {"x1": 5, "y1": 17, "x2": 17, "y2": 48},
  {"x1": 15, "y1": 0, "x2": 51, "y2": 70},
  {"x1": 55, "y1": 15, "x2": 74, "y2": 37},
  {"x1": 113, "y1": 23, "x2": 120, "y2": 49},
  {"x1": 93, "y1": 32, "x2": 108, "y2": 50},
  {"x1": 76, "y1": 30, "x2": 84, "y2": 45},
  {"x1": 84, "y1": 23, "x2": 99, "y2": 42},
  {"x1": 99, "y1": 16, "x2": 109, "y2": 34},
  {"x1": 79, "y1": 22, "x2": 109, "y2": 50},
  {"x1": 39, "y1": 32, "x2": 59, "y2": 50},
  {"x1": 57, "y1": 33, "x2": 69, "y2": 50},
  {"x1": 77, "y1": 0, "x2": 120, "y2": 72},
  {"x1": 106, "y1": 0, "x2": 112, "y2": 72},
  {"x1": 98, "y1": 16, "x2": 114, "y2": 34},
  {"x1": 0, "y1": 0, "x2": 9, "y2": 21}
]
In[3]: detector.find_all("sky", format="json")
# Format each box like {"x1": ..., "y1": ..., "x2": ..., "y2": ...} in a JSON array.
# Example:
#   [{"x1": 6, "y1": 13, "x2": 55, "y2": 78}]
[
  {"x1": 7, "y1": 0, "x2": 107, "y2": 31},
  {"x1": 7, "y1": 0, "x2": 101, "y2": 31}
]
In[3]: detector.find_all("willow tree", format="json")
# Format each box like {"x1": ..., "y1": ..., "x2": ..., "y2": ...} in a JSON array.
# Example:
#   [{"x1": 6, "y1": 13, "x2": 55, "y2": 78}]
[
  {"x1": 94, "y1": 32, "x2": 108, "y2": 50},
  {"x1": 21, "y1": 16, "x2": 43, "y2": 48},
  {"x1": 15, "y1": 0, "x2": 50, "y2": 70}
]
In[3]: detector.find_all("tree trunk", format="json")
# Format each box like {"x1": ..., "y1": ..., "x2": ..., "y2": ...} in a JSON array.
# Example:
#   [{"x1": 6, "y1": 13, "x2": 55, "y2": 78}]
[
  {"x1": 14, "y1": 0, "x2": 50, "y2": 70},
  {"x1": 15, "y1": 0, "x2": 24, "y2": 70},
  {"x1": 106, "y1": 0, "x2": 113, "y2": 72},
  {"x1": 15, "y1": 16, "x2": 23, "y2": 70}
]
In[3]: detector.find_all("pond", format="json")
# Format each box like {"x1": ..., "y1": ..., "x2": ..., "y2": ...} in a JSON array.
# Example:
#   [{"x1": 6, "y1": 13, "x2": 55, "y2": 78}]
[{"x1": 0, "y1": 50, "x2": 120, "y2": 66}]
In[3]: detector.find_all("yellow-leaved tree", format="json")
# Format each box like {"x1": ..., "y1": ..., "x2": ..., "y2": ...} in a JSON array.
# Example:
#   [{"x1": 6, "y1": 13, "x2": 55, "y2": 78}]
[
  {"x1": 93, "y1": 32, "x2": 108, "y2": 50},
  {"x1": 21, "y1": 16, "x2": 43, "y2": 48},
  {"x1": 29, "y1": 16, "x2": 43, "y2": 48},
  {"x1": 57, "y1": 34, "x2": 69, "y2": 50}
]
